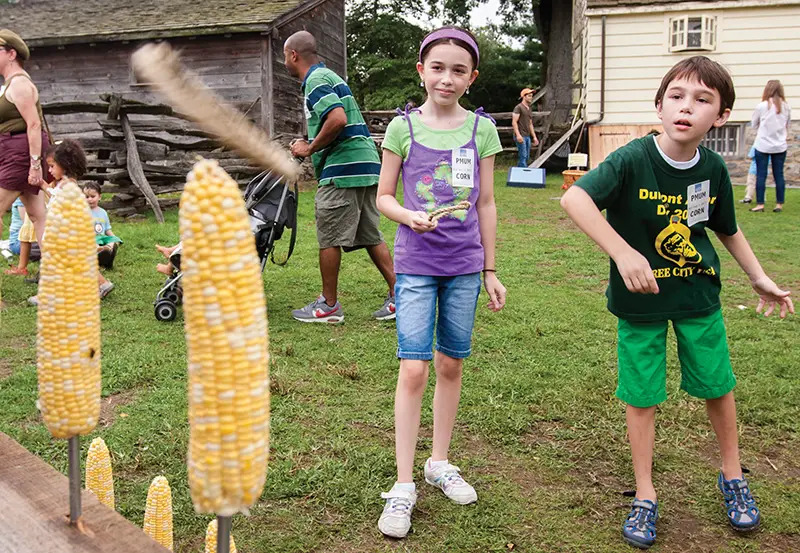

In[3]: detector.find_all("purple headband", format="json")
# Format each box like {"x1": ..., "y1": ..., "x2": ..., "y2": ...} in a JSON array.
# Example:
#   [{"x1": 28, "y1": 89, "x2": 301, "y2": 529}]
[{"x1": 419, "y1": 28, "x2": 480, "y2": 67}]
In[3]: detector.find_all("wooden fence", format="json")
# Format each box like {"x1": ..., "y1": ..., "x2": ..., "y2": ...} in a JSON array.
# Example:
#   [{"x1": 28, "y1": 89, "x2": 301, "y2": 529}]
[{"x1": 44, "y1": 97, "x2": 549, "y2": 220}]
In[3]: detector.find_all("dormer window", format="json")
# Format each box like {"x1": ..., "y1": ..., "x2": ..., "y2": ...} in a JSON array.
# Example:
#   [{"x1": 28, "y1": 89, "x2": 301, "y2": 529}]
[{"x1": 669, "y1": 15, "x2": 716, "y2": 52}]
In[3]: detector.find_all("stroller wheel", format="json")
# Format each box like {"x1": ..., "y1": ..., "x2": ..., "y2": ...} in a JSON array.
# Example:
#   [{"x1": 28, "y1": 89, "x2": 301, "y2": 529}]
[
  {"x1": 164, "y1": 290, "x2": 182, "y2": 305},
  {"x1": 154, "y1": 300, "x2": 178, "y2": 322}
]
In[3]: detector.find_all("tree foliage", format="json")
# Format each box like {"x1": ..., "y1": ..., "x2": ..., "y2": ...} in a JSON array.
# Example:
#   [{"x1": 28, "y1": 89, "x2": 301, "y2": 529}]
[{"x1": 346, "y1": 0, "x2": 542, "y2": 113}]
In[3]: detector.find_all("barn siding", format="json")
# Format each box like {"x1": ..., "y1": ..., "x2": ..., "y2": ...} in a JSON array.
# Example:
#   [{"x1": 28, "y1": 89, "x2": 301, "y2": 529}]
[
  {"x1": 271, "y1": 0, "x2": 347, "y2": 139},
  {"x1": 16, "y1": 0, "x2": 345, "y2": 141}
]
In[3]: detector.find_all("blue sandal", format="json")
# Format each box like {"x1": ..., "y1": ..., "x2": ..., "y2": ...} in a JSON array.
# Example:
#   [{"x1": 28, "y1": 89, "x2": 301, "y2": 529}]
[
  {"x1": 622, "y1": 498, "x2": 658, "y2": 549},
  {"x1": 718, "y1": 472, "x2": 761, "y2": 531}
]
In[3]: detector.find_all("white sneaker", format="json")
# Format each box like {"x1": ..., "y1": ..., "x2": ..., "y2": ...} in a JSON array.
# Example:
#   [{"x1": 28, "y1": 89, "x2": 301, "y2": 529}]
[
  {"x1": 424, "y1": 458, "x2": 477, "y2": 505},
  {"x1": 377, "y1": 487, "x2": 416, "y2": 538},
  {"x1": 99, "y1": 282, "x2": 114, "y2": 298}
]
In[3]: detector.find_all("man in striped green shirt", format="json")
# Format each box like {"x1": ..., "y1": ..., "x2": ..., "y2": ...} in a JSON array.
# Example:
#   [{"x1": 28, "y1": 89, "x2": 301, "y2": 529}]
[{"x1": 285, "y1": 31, "x2": 396, "y2": 324}]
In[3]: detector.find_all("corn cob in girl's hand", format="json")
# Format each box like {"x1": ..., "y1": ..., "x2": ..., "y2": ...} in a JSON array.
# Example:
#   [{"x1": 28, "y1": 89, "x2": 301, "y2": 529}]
[
  {"x1": 36, "y1": 181, "x2": 101, "y2": 439},
  {"x1": 144, "y1": 476, "x2": 174, "y2": 551},
  {"x1": 85, "y1": 437, "x2": 115, "y2": 509},
  {"x1": 204, "y1": 519, "x2": 238, "y2": 553},
  {"x1": 181, "y1": 159, "x2": 270, "y2": 516}
]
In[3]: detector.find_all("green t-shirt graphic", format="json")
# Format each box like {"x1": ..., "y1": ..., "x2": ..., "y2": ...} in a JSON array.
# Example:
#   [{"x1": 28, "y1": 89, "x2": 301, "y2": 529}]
[{"x1": 576, "y1": 135, "x2": 738, "y2": 322}]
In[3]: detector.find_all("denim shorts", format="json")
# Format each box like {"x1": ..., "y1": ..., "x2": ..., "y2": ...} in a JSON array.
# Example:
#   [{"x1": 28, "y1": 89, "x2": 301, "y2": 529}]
[{"x1": 395, "y1": 272, "x2": 482, "y2": 360}]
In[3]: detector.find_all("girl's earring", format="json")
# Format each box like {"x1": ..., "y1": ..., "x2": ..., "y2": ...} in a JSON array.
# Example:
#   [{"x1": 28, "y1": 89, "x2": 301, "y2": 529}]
[
  {"x1": 466, "y1": 87, "x2": 470, "y2": 95},
  {"x1": 419, "y1": 81, "x2": 425, "y2": 88}
]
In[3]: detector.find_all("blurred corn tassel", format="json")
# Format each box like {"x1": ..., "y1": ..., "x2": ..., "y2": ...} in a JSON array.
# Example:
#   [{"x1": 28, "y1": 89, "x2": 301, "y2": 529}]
[
  {"x1": 143, "y1": 476, "x2": 173, "y2": 551},
  {"x1": 180, "y1": 159, "x2": 270, "y2": 516},
  {"x1": 204, "y1": 519, "x2": 237, "y2": 553},
  {"x1": 85, "y1": 437, "x2": 114, "y2": 509},
  {"x1": 36, "y1": 181, "x2": 101, "y2": 438}
]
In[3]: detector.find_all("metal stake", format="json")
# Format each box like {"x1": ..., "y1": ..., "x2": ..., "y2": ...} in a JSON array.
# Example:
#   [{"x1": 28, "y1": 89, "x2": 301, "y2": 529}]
[
  {"x1": 67, "y1": 436, "x2": 81, "y2": 524},
  {"x1": 217, "y1": 515, "x2": 232, "y2": 553}
]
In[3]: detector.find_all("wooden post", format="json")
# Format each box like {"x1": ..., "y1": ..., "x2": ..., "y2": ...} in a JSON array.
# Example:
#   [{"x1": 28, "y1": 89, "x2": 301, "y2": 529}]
[
  {"x1": 0, "y1": 432, "x2": 170, "y2": 553},
  {"x1": 261, "y1": 35, "x2": 274, "y2": 137},
  {"x1": 120, "y1": 112, "x2": 165, "y2": 223}
]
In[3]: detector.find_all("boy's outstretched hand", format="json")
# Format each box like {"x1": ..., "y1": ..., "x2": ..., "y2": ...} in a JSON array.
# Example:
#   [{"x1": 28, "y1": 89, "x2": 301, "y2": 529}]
[
  {"x1": 752, "y1": 276, "x2": 795, "y2": 318},
  {"x1": 613, "y1": 247, "x2": 660, "y2": 295}
]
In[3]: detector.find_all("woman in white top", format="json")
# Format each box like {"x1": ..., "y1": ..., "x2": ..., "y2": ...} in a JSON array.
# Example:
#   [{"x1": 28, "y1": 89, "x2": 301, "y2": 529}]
[{"x1": 750, "y1": 80, "x2": 791, "y2": 213}]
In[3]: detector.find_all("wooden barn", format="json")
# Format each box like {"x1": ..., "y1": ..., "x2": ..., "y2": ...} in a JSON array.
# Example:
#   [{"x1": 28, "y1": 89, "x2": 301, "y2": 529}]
[
  {"x1": 0, "y1": 0, "x2": 346, "y2": 217},
  {"x1": 1, "y1": 0, "x2": 346, "y2": 139}
]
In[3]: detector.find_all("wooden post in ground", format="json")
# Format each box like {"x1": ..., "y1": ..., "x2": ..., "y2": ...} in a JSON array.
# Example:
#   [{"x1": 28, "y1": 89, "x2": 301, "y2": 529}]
[{"x1": 120, "y1": 112, "x2": 165, "y2": 223}]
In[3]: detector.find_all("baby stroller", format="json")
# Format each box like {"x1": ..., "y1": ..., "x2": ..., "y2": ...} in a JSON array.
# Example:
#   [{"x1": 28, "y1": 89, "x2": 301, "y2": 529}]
[{"x1": 154, "y1": 169, "x2": 298, "y2": 321}]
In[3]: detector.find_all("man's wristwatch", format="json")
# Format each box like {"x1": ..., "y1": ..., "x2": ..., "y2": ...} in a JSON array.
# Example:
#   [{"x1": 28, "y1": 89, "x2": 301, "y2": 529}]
[{"x1": 30, "y1": 154, "x2": 42, "y2": 169}]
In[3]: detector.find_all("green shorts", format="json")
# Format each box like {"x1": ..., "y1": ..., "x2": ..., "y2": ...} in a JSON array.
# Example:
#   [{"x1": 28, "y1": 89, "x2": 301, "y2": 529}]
[
  {"x1": 616, "y1": 309, "x2": 736, "y2": 408},
  {"x1": 315, "y1": 183, "x2": 383, "y2": 251}
]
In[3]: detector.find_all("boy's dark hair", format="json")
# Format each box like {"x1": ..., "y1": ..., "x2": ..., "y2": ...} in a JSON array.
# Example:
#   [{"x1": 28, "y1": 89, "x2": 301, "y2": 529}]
[
  {"x1": 82, "y1": 182, "x2": 102, "y2": 195},
  {"x1": 46, "y1": 139, "x2": 87, "y2": 179},
  {"x1": 420, "y1": 26, "x2": 479, "y2": 70},
  {"x1": 654, "y1": 56, "x2": 735, "y2": 115}
]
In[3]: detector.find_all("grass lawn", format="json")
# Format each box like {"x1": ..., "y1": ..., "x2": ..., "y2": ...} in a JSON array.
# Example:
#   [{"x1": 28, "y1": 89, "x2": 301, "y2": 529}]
[{"x1": 1, "y1": 168, "x2": 799, "y2": 553}]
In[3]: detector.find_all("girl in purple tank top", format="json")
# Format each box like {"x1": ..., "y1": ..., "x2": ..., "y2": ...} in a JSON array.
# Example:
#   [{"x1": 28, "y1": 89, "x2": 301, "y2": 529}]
[{"x1": 375, "y1": 26, "x2": 507, "y2": 539}]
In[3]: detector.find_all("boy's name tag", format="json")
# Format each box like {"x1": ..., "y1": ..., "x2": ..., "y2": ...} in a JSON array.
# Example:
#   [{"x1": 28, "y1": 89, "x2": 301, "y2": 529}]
[
  {"x1": 452, "y1": 148, "x2": 475, "y2": 188},
  {"x1": 686, "y1": 180, "x2": 710, "y2": 227}
]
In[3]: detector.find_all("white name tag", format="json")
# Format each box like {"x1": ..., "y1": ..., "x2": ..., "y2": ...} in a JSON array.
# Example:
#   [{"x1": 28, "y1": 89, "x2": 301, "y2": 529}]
[
  {"x1": 686, "y1": 180, "x2": 710, "y2": 227},
  {"x1": 304, "y1": 102, "x2": 312, "y2": 120},
  {"x1": 452, "y1": 148, "x2": 475, "y2": 188}
]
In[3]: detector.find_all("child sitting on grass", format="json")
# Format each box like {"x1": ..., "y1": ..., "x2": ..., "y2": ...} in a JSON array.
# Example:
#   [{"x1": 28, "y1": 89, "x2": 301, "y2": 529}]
[
  {"x1": 561, "y1": 56, "x2": 794, "y2": 549},
  {"x1": 82, "y1": 182, "x2": 120, "y2": 298}
]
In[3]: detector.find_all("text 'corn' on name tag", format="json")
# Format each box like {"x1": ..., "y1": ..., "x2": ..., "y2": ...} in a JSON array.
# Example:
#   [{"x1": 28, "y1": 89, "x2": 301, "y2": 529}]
[
  {"x1": 452, "y1": 148, "x2": 475, "y2": 188},
  {"x1": 687, "y1": 180, "x2": 710, "y2": 227}
]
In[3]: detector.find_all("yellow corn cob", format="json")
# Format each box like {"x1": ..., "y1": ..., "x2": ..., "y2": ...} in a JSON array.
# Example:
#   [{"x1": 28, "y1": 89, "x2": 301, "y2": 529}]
[
  {"x1": 85, "y1": 437, "x2": 115, "y2": 509},
  {"x1": 143, "y1": 476, "x2": 173, "y2": 551},
  {"x1": 204, "y1": 519, "x2": 238, "y2": 553},
  {"x1": 36, "y1": 181, "x2": 101, "y2": 439},
  {"x1": 180, "y1": 159, "x2": 270, "y2": 516}
]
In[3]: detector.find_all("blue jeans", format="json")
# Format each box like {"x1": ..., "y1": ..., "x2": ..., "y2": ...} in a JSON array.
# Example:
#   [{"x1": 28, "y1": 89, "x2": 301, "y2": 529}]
[
  {"x1": 395, "y1": 273, "x2": 482, "y2": 360},
  {"x1": 516, "y1": 136, "x2": 532, "y2": 167},
  {"x1": 8, "y1": 239, "x2": 20, "y2": 255},
  {"x1": 755, "y1": 149, "x2": 786, "y2": 204}
]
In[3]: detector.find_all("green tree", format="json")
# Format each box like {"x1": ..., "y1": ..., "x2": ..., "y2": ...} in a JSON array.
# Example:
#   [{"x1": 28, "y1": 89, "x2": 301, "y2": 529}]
[
  {"x1": 346, "y1": 0, "x2": 542, "y2": 113},
  {"x1": 346, "y1": 2, "x2": 427, "y2": 110}
]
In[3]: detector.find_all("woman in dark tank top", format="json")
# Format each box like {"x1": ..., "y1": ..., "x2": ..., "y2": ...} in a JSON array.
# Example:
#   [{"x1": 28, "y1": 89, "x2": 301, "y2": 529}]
[{"x1": 0, "y1": 29, "x2": 50, "y2": 252}]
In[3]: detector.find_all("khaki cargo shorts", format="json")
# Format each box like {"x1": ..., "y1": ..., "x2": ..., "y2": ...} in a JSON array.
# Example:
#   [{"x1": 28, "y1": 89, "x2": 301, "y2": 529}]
[{"x1": 315, "y1": 183, "x2": 383, "y2": 251}]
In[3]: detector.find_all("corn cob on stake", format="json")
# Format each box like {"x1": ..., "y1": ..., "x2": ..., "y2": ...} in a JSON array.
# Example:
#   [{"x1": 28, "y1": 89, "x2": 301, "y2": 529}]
[
  {"x1": 85, "y1": 437, "x2": 115, "y2": 510},
  {"x1": 36, "y1": 181, "x2": 102, "y2": 525},
  {"x1": 143, "y1": 476, "x2": 174, "y2": 551},
  {"x1": 181, "y1": 159, "x2": 270, "y2": 551},
  {"x1": 204, "y1": 518, "x2": 238, "y2": 553}
]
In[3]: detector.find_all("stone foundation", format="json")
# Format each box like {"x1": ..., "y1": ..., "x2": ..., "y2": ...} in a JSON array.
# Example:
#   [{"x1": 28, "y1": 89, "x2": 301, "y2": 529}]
[{"x1": 725, "y1": 123, "x2": 798, "y2": 186}]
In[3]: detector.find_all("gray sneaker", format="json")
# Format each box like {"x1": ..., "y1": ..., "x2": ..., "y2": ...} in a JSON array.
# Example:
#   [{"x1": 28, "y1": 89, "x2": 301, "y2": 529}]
[
  {"x1": 292, "y1": 295, "x2": 344, "y2": 323},
  {"x1": 372, "y1": 294, "x2": 396, "y2": 321}
]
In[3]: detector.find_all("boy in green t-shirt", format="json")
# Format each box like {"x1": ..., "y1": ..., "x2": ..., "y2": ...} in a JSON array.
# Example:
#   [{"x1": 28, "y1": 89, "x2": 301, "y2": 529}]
[{"x1": 562, "y1": 56, "x2": 794, "y2": 549}]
